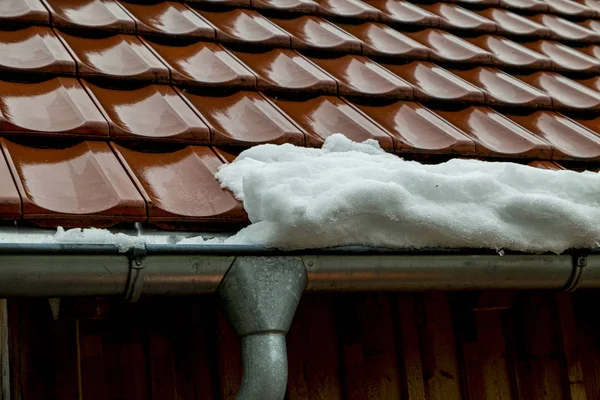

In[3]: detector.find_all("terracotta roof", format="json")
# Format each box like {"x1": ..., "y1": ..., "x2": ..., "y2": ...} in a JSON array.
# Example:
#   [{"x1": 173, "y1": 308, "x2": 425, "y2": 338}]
[{"x1": 1, "y1": 0, "x2": 599, "y2": 230}]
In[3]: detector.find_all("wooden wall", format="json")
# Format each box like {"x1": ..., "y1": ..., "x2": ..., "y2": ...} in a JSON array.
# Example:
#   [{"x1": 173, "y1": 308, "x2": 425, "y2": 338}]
[{"x1": 3, "y1": 290, "x2": 599, "y2": 400}]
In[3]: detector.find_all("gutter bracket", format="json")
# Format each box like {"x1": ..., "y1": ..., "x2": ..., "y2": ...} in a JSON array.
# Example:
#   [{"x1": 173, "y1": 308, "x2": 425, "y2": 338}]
[
  {"x1": 124, "y1": 245, "x2": 148, "y2": 303},
  {"x1": 564, "y1": 254, "x2": 587, "y2": 293},
  {"x1": 217, "y1": 256, "x2": 308, "y2": 400}
]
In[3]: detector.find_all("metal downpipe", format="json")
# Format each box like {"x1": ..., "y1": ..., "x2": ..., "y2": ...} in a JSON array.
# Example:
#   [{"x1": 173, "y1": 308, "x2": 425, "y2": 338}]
[{"x1": 217, "y1": 256, "x2": 307, "y2": 400}]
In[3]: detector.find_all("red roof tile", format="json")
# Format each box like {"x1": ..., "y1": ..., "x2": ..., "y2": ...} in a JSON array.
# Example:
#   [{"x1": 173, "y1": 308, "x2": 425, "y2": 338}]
[
  {"x1": 57, "y1": 32, "x2": 170, "y2": 82},
  {"x1": 475, "y1": 8, "x2": 551, "y2": 37},
  {"x1": 41, "y1": 0, "x2": 135, "y2": 33},
  {"x1": 337, "y1": 22, "x2": 429, "y2": 59},
  {"x1": 230, "y1": 49, "x2": 338, "y2": 94},
  {"x1": 179, "y1": 90, "x2": 305, "y2": 146},
  {"x1": 352, "y1": 101, "x2": 477, "y2": 154},
  {"x1": 522, "y1": 40, "x2": 600, "y2": 73},
  {"x1": 112, "y1": 144, "x2": 246, "y2": 226},
  {"x1": 0, "y1": 27, "x2": 76, "y2": 76},
  {"x1": 499, "y1": 0, "x2": 548, "y2": 12},
  {"x1": 506, "y1": 111, "x2": 600, "y2": 160},
  {"x1": 545, "y1": 0, "x2": 596, "y2": 18},
  {"x1": 117, "y1": 1, "x2": 215, "y2": 39},
  {"x1": 271, "y1": 96, "x2": 395, "y2": 149},
  {"x1": 514, "y1": 71, "x2": 600, "y2": 111},
  {"x1": 314, "y1": 0, "x2": 379, "y2": 20},
  {"x1": 433, "y1": 106, "x2": 552, "y2": 157},
  {"x1": 143, "y1": 40, "x2": 256, "y2": 89},
  {"x1": 0, "y1": 150, "x2": 21, "y2": 220},
  {"x1": 529, "y1": 14, "x2": 600, "y2": 43},
  {"x1": 419, "y1": 3, "x2": 497, "y2": 32},
  {"x1": 196, "y1": 9, "x2": 291, "y2": 47},
  {"x1": 465, "y1": 35, "x2": 552, "y2": 69},
  {"x1": 0, "y1": 78, "x2": 108, "y2": 137},
  {"x1": 0, "y1": 0, "x2": 49, "y2": 24},
  {"x1": 251, "y1": 0, "x2": 317, "y2": 12},
  {"x1": 452, "y1": 67, "x2": 552, "y2": 107},
  {"x1": 82, "y1": 81, "x2": 211, "y2": 143},
  {"x1": 309, "y1": 55, "x2": 413, "y2": 97},
  {"x1": 381, "y1": 61, "x2": 485, "y2": 103},
  {"x1": 450, "y1": 67, "x2": 553, "y2": 108},
  {"x1": 269, "y1": 16, "x2": 362, "y2": 53},
  {"x1": 405, "y1": 29, "x2": 493, "y2": 64},
  {"x1": 363, "y1": 0, "x2": 439, "y2": 25},
  {"x1": 1, "y1": 139, "x2": 145, "y2": 227}
]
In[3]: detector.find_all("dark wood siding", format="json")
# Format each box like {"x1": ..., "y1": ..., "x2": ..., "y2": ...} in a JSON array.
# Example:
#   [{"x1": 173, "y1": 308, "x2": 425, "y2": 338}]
[{"x1": 4, "y1": 291, "x2": 598, "y2": 400}]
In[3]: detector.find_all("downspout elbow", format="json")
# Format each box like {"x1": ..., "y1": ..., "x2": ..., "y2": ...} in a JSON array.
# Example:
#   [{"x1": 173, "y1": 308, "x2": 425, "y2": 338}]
[{"x1": 217, "y1": 256, "x2": 307, "y2": 400}]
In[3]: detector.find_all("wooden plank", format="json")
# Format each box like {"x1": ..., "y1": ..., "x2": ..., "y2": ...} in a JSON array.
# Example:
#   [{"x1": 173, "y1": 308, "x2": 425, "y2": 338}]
[
  {"x1": 0, "y1": 300, "x2": 10, "y2": 400},
  {"x1": 397, "y1": 294, "x2": 426, "y2": 400},
  {"x1": 216, "y1": 308, "x2": 242, "y2": 400},
  {"x1": 8, "y1": 299, "x2": 62, "y2": 400},
  {"x1": 53, "y1": 318, "x2": 80, "y2": 400},
  {"x1": 572, "y1": 291, "x2": 600, "y2": 400},
  {"x1": 418, "y1": 293, "x2": 462, "y2": 400},
  {"x1": 174, "y1": 298, "x2": 220, "y2": 400},
  {"x1": 286, "y1": 294, "x2": 343, "y2": 400},
  {"x1": 145, "y1": 297, "x2": 219, "y2": 400},
  {"x1": 458, "y1": 308, "x2": 513, "y2": 400},
  {"x1": 336, "y1": 294, "x2": 402, "y2": 400},
  {"x1": 555, "y1": 293, "x2": 587, "y2": 400},
  {"x1": 508, "y1": 293, "x2": 567, "y2": 400},
  {"x1": 7, "y1": 300, "x2": 21, "y2": 400},
  {"x1": 78, "y1": 320, "x2": 109, "y2": 400}
]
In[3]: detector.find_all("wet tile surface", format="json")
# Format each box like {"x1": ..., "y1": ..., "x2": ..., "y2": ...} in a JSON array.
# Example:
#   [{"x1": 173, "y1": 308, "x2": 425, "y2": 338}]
[
  {"x1": 1, "y1": 139, "x2": 146, "y2": 225},
  {"x1": 337, "y1": 22, "x2": 430, "y2": 58},
  {"x1": 433, "y1": 106, "x2": 551, "y2": 157},
  {"x1": 0, "y1": 0, "x2": 599, "y2": 228},
  {"x1": 231, "y1": 49, "x2": 337, "y2": 94},
  {"x1": 57, "y1": 32, "x2": 170, "y2": 81},
  {"x1": 118, "y1": 1, "x2": 215, "y2": 39},
  {"x1": 82, "y1": 81, "x2": 211, "y2": 142},
  {"x1": 271, "y1": 95, "x2": 395, "y2": 149},
  {"x1": 179, "y1": 90, "x2": 305, "y2": 146},
  {"x1": 514, "y1": 71, "x2": 600, "y2": 110},
  {"x1": 420, "y1": 3, "x2": 496, "y2": 32},
  {"x1": 269, "y1": 16, "x2": 362, "y2": 53},
  {"x1": 143, "y1": 40, "x2": 256, "y2": 88},
  {"x1": 353, "y1": 101, "x2": 477, "y2": 154},
  {"x1": 197, "y1": 9, "x2": 291, "y2": 47},
  {"x1": 41, "y1": 0, "x2": 135, "y2": 33},
  {"x1": 506, "y1": 111, "x2": 600, "y2": 159},
  {"x1": 382, "y1": 61, "x2": 484, "y2": 103},
  {"x1": 0, "y1": 78, "x2": 108, "y2": 137},
  {"x1": 406, "y1": 29, "x2": 493, "y2": 64},
  {"x1": 113, "y1": 143, "x2": 246, "y2": 223},
  {"x1": 450, "y1": 66, "x2": 553, "y2": 107},
  {"x1": 309, "y1": 55, "x2": 413, "y2": 97},
  {"x1": 0, "y1": 0, "x2": 49, "y2": 24},
  {"x1": 466, "y1": 35, "x2": 552, "y2": 69},
  {"x1": 0, "y1": 27, "x2": 76, "y2": 75}
]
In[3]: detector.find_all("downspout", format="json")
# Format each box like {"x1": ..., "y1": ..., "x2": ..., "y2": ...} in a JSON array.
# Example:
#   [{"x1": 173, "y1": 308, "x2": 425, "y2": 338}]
[{"x1": 217, "y1": 256, "x2": 307, "y2": 400}]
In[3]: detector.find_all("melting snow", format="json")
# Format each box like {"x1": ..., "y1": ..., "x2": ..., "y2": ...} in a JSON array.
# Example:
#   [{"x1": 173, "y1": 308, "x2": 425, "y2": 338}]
[{"x1": 209, "y1": 134, "x2": 600, "y2": 253}]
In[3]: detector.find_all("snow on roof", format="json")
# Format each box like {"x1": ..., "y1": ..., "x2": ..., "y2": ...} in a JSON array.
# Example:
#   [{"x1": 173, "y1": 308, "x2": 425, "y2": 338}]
[{"x1": 207, "y1": 134, "x2": 600, "y2": 254}]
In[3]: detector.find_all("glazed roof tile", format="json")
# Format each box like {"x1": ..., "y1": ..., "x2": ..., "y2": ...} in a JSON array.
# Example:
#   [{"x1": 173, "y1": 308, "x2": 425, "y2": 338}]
[{"x1": 0, "y1": 0, "x2": 598, "y2": 229}]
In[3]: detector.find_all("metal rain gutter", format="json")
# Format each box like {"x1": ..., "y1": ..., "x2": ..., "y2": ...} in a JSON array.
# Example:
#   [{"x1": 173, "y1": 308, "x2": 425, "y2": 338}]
[{"x1": 1, "y1": 242, "x2": 600, "y2": 400}]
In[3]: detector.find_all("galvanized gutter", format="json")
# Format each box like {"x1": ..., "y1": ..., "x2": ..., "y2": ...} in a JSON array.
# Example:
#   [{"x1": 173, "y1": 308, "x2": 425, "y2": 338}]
[{"x1": 1, "y1": 241, "x2": 599, "y2": 400}]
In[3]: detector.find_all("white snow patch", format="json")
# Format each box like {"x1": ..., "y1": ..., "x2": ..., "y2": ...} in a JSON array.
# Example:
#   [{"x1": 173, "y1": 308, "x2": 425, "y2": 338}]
[
  {"x1": 214, "y1": 134, "x2": 600, "y2": 254},
  {"x1": 53, "y1": 227, "x2": 146, "y2": 252}
]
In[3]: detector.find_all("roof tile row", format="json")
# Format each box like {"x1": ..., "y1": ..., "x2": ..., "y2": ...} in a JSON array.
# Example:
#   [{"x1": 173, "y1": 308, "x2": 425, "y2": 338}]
[
  {"x1": 0, "y1": 138, "x2": 245, "y2": 226},
  {"x1": 1, "y1": 74, "x2": 600, "y2": 161},
  {"x1": 10, "y1": 23, "x2": 600, "y2": 79},
  {"x1": 7, "y1": 0, "x2": 600, "y2": 44}
]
